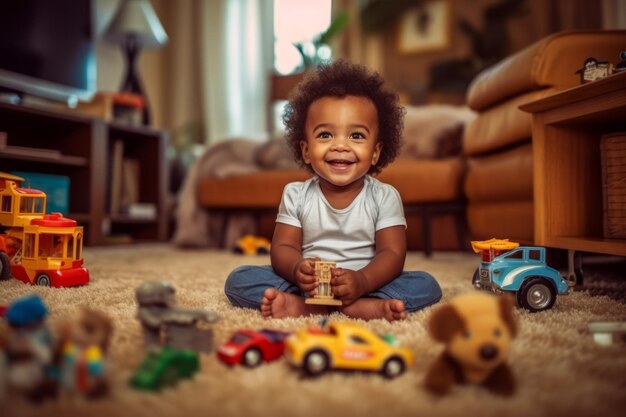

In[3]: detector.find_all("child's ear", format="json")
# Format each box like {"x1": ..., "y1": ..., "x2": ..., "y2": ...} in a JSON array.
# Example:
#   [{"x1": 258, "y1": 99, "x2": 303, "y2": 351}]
[
  {"x1": 300, "y1": 140, "x2": 310, "y2": 164},
  {"x1": 372, "y1": 142, "x2": 382, "y2": 165}
]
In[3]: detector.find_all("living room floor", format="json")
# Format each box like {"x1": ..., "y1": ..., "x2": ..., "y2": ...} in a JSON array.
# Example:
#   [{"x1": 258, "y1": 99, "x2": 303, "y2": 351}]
[{"x1": 2, "y1": 244, "x2": 625, "y2": 417}]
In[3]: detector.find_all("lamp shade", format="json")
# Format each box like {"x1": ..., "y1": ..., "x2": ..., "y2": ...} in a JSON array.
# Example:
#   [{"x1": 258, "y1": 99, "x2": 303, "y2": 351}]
[{"x1": 104, "y1": 0, "x2": 168, "y2": 49}]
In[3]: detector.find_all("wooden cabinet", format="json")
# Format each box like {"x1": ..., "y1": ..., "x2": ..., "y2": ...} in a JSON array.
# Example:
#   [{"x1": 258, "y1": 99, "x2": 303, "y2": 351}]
[
  {"x1": 520, "y1": 71, "x2": 626, "y2": 257},
  {"x1": 0, "y1": 100, "x2": 168, "y2": 246}
]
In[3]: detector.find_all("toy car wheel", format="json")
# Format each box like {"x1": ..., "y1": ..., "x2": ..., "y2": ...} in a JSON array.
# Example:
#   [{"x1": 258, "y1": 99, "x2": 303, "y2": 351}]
[
  {"x1": 35, "y1": 273, "x2": 51, "y2": 287},
  {"x1": 382, "y1": 357, "x2": 405, "y2": 379},
  {"x1": 517, "y1": 277, "x2": 556, "y2": 312},
  {"x1": 471, "y1": 268, "x2": 480, "y2": 288},
  {"x1": 0, "y1": 252, "x2": 10, "y2": 281},
  {"x1": 303, "y1": 350, "x2": 329, "y2": 376},
  {"x1": 242, "y1": 348, "x2": 263, "y2": 368}
]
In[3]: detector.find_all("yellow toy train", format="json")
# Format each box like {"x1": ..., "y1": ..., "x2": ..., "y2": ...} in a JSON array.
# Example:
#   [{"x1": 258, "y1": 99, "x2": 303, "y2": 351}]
[{"x1": 0, "y1": 172, "x2": 89, "y2": 287}]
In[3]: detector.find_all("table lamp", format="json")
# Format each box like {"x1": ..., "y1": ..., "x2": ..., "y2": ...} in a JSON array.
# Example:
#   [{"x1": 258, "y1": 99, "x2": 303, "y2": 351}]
[{"x1": 104, "y1": 0, "x2": 168, "y2": 125}]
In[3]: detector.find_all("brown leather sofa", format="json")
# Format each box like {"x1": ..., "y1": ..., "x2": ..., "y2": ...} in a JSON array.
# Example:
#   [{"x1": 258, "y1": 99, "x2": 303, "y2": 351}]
[{"x1": 463, "y1": 30, "x2": 626, "y2": 244}]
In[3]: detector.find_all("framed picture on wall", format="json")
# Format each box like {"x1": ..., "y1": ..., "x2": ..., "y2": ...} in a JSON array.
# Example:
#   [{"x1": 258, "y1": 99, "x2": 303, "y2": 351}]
[{"x1": 397, "y1": 0, "x2": 451, "y2": 54}]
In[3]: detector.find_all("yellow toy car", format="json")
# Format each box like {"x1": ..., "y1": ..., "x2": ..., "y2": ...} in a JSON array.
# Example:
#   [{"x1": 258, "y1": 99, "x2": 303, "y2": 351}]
[
  {"x1": 233, "y1": 235, "x2": 271, "y2": 255},
  {"x1": 284, "y1": 321, "x2": 413, "y2": 378}
]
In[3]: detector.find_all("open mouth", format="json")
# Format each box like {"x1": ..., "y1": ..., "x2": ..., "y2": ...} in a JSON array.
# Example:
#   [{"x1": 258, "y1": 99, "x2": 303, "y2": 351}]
[{"x1": 326, "y1": 159, "x2": 355, "y2": 168}]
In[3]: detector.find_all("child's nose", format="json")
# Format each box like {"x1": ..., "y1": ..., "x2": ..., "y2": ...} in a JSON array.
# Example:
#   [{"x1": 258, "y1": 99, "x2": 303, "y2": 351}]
[{"x1": 330, "y1": 136, "x2": 350, "y2": 150}]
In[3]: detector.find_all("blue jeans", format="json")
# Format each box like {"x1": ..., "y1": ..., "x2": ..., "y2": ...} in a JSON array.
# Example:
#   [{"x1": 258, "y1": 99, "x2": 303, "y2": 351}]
[{"x1": 224, "y1": 265, "x2": 442, "y2": 313}]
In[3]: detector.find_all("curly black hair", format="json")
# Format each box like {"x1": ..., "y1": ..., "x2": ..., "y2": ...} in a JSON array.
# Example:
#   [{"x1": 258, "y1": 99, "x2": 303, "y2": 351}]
[{"x1": 282, "y1": 60, "x2": 405, "y2": 176}]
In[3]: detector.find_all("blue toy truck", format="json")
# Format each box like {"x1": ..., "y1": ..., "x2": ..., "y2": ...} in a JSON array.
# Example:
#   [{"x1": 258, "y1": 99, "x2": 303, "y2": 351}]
[{"x1": 471, "y1": 239, "x2": 571, "y2": 312}]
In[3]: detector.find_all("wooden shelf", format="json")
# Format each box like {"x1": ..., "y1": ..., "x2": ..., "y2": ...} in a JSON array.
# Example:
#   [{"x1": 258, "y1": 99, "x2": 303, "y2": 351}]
[
  {"x1": 0, "y1": 100, "x2": 169, "y2": 246},
  {"x1": 520, "y1": 71, "x2": 626, "y2": 257},
  {"x1": 0, "y1": 149, "x2": 88, "y2": 166}
]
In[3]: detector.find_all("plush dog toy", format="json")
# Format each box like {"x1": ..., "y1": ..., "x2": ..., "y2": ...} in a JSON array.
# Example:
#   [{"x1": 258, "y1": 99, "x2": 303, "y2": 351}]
[{"x1": 424, "y1": 292, "x2": 517, "y2": 396}]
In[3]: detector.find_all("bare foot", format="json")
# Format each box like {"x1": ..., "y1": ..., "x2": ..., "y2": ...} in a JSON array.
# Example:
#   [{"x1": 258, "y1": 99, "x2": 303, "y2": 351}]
[
  {"x1": 261, "y1": 288, "x2": 329, "y2": 319},
  {"x1": 340, "y1": 298, "x2": 406, "y2": 321}
]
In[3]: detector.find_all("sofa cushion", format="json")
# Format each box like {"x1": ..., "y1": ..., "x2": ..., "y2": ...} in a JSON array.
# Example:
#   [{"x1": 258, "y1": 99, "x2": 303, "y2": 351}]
[
  {"x1": 463, "y1": 89, "x2": 556, "y2": 156},
  {"x1": 198, "y1": 157, "x2": 465, "y2": 209},
  {"x1": 198, "y1": 169, "x2": 311, "y2": 209},
  {"x1": 378, "y1": 158, "x2": 464, "y2": 203},
  {"x1": 467, "y1": 30, "x2": 626, "y2": 111},
  {"x1": 464, "y1": 143, "x2": 533, "y2": 202}
]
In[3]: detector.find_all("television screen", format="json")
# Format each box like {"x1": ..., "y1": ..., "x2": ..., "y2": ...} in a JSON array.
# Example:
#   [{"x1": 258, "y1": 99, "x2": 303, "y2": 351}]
[{"x1": 0, "y1": 0, "x2": 96, "y2": 105}]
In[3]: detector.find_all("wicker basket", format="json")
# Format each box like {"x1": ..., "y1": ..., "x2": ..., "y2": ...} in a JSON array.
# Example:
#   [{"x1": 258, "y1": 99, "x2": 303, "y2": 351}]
[{"x1": 601, "y1": 132, "x2": 626, "y2": 239}]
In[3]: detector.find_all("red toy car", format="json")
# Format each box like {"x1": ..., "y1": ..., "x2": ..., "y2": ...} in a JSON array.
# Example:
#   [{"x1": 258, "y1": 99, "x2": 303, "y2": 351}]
[{"x1": 217, "y1": 328, "x2": 290, "y2": 367}]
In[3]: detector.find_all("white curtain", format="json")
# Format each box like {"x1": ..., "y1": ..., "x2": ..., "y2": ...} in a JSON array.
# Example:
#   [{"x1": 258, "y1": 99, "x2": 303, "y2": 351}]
[{"x1": 200, "y1": 0, "x2": 273, "y2": 143}]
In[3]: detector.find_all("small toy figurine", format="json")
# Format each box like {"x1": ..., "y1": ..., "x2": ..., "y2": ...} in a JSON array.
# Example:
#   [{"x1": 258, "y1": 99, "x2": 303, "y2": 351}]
[
  {"x1": 58, "y1": 308, "x2": 113, "y2": 399},
  {"x1": 3, "y1": 295, "x2": 60, "y2": 402},
  {"x1": 131, "y1": 281, "x2": 219, "y2": 391},
  {"x1": 135, "y1": 281, "x2": 219, "y2": 353},
  {"x1": 575, "y1": 57, "x2": 613, "y2": 83},
  {"x1": 233, "y1": 235, "x2": 271, "y2": 255},
  {"x1": 284, "y1": 321, "x2": 412, "y2": 378},
  {"x1": 471, "y1": 238, "x2": 570, "y2": 312},
  {"x1": 424, "y1": 292, "x2": 517, "y2": 396},
  {"x1": 217, "y1": 328, "x2": 290, "y2": 367},
  {"x1": 305, "y1": 261, "x2": 342, "y2": 306}
]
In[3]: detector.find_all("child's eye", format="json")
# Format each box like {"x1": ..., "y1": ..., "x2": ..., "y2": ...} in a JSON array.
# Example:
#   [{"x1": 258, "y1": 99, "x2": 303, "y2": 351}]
[
  {"x1": 317, "y1": 132, "x2": 332, "y2": 139},
  {"x1": 350, "y1": 132, "x2": 365, "y2": 140}
]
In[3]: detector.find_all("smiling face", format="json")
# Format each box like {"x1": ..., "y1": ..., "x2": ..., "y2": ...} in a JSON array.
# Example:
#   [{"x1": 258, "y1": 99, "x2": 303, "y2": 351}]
[{"x1": 300, "y1": 95, "x2": 381, "y2": 191}]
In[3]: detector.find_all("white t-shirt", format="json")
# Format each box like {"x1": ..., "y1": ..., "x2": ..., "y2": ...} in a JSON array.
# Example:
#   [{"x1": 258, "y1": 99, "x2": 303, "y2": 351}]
[{"x1": 276, "y1": 175, "x2": 406, "y2": 270}]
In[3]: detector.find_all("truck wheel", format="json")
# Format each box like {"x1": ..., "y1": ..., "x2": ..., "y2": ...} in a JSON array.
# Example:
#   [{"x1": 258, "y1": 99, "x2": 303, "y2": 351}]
[
  {"x1": 303, "y1": 350, "x2": 329, "y2": 376},
  {"x1": 517, "y1": 277, "x2": 556, "y2": 312},
  {"x1": 0, "y1": 252, "x2": 10, "y2": 280},
  {"x1": 36, "y1": 273, "x2": 51, "y2": 287}
]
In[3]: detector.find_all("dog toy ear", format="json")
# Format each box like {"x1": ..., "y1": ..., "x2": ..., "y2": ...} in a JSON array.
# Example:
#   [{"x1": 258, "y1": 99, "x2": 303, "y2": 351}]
[
  {"x1": 498, "y1": 295, "x2": 517, "y2": 338},
  {"x1": 428, "y1": 304, "x2": 465, "y2": 343}
]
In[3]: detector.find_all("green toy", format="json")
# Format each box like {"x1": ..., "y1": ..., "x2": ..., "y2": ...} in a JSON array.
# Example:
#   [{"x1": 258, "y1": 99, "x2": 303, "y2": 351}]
[{"x1": 129, "y1": 347, "x2": 199, "y2": 391}]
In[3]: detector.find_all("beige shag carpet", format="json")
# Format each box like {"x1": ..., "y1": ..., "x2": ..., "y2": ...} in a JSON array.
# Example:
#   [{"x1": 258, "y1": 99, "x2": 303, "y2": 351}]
[{"x1": 2, "y1": 244, "x2": 626, "y2": 417}]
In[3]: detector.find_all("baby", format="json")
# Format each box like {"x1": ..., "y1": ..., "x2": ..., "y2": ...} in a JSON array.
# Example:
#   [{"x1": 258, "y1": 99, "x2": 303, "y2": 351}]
[{"x1": 224, "y1": 60, "x2": 442, "y2": 321}]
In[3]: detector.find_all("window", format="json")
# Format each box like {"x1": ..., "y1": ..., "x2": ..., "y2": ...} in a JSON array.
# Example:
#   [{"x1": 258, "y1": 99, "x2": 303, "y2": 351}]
[
  {"x1": 504, "y1": 250, "x2": 524, "y2": 260},
  {"x1": 38, "y1": 234, "x2": 65, "y2": 258},
  {"x1": 273, "y1": 0, "x2": 332, "y2": 75},
  {"x1": 529, "y1": 250, "x2": 541, "y2": 261},
  {"x1": 18, "y1": 197, "x2": 45, "y2": 214},
  {"x1": 67, "y1": 235, "x2": 74, "y2": 259},
  {"x1": 349, "y1": 335, "x2": 369, "y2": 346},
  {"x1": 24, "y1": 233, "x2": 35, "y2": 258},
  {"x1": 1, "y1": 195, "x2": 11, "y2": 212},
  {"x1": 76, "y1": 233, "x2": 82, "y2": 260}
]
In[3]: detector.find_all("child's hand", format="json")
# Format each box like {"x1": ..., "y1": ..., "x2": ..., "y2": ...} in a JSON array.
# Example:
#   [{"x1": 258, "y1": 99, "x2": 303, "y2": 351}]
[
  {"x1": 293, "y1": 257, "x2": 320, "y2": 295},
  {"x1": 331, "y1": 268, "x2": 367, "y2": 306}
]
